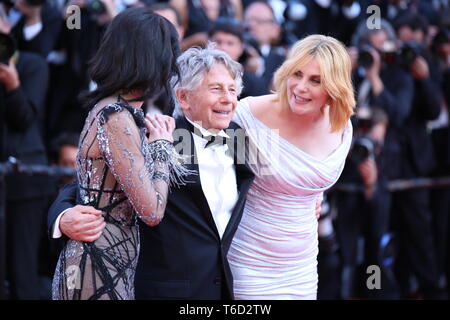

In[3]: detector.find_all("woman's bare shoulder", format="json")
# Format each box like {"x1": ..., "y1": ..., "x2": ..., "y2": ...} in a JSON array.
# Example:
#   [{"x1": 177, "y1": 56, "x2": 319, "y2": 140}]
[{"x1": 245, "y1": 94, "x2": 278, "y2": 117}]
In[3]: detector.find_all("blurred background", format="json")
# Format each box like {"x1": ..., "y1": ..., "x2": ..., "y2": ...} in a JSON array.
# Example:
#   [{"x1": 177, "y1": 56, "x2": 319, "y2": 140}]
[{"x1": 0, "y1": 0, "x2": 449, "y2": 300}]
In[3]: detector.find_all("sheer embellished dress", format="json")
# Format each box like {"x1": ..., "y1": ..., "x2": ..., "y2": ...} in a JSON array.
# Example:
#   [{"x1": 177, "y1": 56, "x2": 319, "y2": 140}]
[{"x1": 52, "y1": 99, "x2": 185, "y2": 300}]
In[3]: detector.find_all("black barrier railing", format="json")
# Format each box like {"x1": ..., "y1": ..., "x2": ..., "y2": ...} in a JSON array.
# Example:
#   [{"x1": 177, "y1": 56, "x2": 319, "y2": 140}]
[
  {"x1": 0, "y1": 157, "x2": 76, "y2": 299},
  {"x1": 0, "y1": 157, "x2": 77, "y2": 178},
  {"x1": 0, "y1": 156, "x2": 449, "y2": 299},
  {"x1": 334, "y1": 176, "x2": 450, "y2": 193}
]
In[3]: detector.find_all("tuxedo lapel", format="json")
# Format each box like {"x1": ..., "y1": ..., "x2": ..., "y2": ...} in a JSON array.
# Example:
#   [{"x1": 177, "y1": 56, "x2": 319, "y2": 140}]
[
  {"x1": 173, "y1": 118, "x2": 255, "y2": 243},
  {"x1": 222, "y1": 124, "x2": 255, "y2": 243},
  {"x1": 174, "y1": 117, "x2": 220, "y2": 239}
]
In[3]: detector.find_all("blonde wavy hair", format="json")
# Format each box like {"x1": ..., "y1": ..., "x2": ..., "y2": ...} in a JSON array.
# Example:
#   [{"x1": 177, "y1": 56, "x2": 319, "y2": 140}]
[{"x1": 273, "y1": 34, "x2": 355, "y2": 132}]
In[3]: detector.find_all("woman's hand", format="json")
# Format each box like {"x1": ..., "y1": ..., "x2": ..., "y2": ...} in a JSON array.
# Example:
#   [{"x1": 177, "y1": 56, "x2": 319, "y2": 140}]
[{"x1": 145, "y1": 113, "x2": 175, "y2": 143}]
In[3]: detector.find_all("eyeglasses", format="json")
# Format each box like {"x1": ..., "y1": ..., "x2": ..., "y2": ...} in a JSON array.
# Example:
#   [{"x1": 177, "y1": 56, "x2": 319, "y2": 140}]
[{"x1": 246, "y1": 18, "x2": 275, "y2": 25}]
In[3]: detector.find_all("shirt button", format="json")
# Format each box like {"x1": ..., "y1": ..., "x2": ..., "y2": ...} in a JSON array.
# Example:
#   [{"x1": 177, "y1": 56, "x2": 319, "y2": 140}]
[{"x1": 214, "y1": 277, "x2": 221, "y2": 285}]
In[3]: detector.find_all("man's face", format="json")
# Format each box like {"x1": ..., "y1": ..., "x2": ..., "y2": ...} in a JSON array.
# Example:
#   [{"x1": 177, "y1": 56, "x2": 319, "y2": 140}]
[
  {"x1": 211, "y1": 31, "x2": 244, "y2": 61},
  {"x1": 244, "y1": 2, "x2": 280, "y2": 46},
  {"x1": 178, "y1": 63, "x2": 238, "y2": 131},
  {"x1": 58, "y1": 145, "x2": 78, "y2": 168},
  {"x1": 397, "y1": 25, "x2": 424, "y2": 44},
  {"x1": 368, "y1": 30, "x2": 388, "y2": 51},
  {"x1": 15, "y1": 0, "x2": 29, "y2": 14}
]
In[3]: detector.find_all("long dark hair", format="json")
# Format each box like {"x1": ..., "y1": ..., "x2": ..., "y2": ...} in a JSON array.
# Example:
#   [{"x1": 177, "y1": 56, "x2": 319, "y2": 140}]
[{"x1": 83, "y1": 7, "x2": 180, "y2": 109}]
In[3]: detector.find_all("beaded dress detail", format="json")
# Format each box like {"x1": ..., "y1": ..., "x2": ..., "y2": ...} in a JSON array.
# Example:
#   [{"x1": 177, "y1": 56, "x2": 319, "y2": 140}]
[{"x1": 52, "y1": 98, "x2": 188, "y2": 300}]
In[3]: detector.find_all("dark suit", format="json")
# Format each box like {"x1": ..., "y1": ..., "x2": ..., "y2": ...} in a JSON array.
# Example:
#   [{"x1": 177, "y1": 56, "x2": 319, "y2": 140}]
[
  {"x1": 261, "y1": 47, "x2": 285, "y2": 91},
  {"x1": 391, "y1": 75, "x2": 443, "y2": 298},
  {"x1": 48, "y1": 117, "x2": 255, "y2": 299},
  {"x1": 5, "y1": 52, "x2": 54, "y2": 299},
  {"x1": 12, "y1": 3, "x2": 63, "y2": 59}
]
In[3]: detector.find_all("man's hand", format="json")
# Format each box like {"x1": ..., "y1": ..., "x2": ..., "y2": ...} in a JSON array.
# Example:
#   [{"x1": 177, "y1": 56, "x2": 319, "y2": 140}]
[
  {"x1": 60, "y1": 205, "x2": 105, "y2": 242},
  {"x1": 365, "y1": 48, "x2": 384, "y2": 96},
  {"x1": 357, "y1": 157, "x2": 378, "y2": 198},
  {"x1": 410, "y1": 56, "x2": 429, "y2": 80}
]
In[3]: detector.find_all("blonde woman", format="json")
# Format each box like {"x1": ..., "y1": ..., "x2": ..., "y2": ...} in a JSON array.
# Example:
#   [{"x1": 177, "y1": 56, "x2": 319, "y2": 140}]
[{"x1": 227, "y1": 35, "x2": 355, "y2": 299}]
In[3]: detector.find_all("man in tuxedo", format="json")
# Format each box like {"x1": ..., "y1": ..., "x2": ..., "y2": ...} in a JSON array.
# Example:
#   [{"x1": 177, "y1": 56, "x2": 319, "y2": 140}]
[{"x1": 47, "y1": 45, "x2": 255, "y2": 299}]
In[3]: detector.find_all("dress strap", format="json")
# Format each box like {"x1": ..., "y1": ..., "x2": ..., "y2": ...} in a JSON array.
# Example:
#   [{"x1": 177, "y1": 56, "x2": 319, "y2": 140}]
[{"x1": 99, "y1": 99, "x2": 146, "y2": 129}]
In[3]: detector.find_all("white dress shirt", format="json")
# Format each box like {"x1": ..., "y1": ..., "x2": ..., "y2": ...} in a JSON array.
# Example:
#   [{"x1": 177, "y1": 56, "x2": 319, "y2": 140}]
[
  {"x1": 186, "y1": 118, "x2": 239, "y2": 238},
  {"x1": 23, "y1": 22, "x2": 42, "y2": 41},
  {"x1": 53, "y1": 118, "x2": 239, "y2": 240}
]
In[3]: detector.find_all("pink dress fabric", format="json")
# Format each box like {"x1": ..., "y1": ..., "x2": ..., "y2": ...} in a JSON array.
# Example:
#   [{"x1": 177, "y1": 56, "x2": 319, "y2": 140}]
[{"x1": 227, "y1": 98, "x2": 353, "y2": 299}]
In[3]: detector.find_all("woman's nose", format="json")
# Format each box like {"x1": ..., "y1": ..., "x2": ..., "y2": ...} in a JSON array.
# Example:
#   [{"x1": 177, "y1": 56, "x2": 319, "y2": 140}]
[{"x1": 295, "y1": 79, "x2": 308, "y2": 93}]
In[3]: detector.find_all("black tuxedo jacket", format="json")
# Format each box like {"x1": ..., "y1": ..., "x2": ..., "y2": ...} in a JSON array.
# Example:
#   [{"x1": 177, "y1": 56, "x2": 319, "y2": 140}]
[
  {"x1": 47, "y1": 117, "x2": 255, "y2": 299},
  {"x1": 5, "y1": 52, "x2": 54, "y2": 200}
]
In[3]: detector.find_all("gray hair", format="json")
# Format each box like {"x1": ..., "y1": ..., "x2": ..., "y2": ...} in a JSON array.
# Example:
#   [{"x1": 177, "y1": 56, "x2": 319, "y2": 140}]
[
  {"x1": 172, "y1": 42, "x2": 243, "y2": 118},
  {"x1": 351, "y1": 18, "x2": 397, "y2": 48}
]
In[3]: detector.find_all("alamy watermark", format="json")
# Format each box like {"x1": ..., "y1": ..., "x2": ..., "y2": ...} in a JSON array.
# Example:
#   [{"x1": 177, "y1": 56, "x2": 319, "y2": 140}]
[
  {"x1": 66, "y1": 5, "x2": 81, "y2": 30},
  {"x1": 366, "y1": 5, "x2": 381, "y2": 30},
  {"x1": 366, "y1": 264, "x2": 381, "y2": 290}
]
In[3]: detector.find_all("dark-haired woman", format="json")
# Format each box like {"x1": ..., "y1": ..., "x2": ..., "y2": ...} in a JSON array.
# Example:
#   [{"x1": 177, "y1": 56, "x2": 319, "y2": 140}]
[{"x1": 52, "y1": 8, "x2": 187, "y2": 300}]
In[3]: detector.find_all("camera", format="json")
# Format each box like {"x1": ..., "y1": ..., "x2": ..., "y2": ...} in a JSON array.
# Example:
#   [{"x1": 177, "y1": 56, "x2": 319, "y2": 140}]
[
  {"x1": 0, "y1": 32, "x2": 16, "y2": 64},
  {"x1": 238, "y1": 32, "x2": 262, "y2": 65},
  {"x1": 351, "y1": 113, "x2": 376, "y2": 164},
  {"x1": 359, "y1": 40, "x2": 423, "y2": 70},
  {"x1": 358, "y1": 41, "x2": 397, "y2": 69},
  {"x1": 349, "y1": 106, "x2": 385, "y2": 164},
  {"x1": 399, "y1": 41, "x2": 421, "y2": 68},
  {"x1": 86, "y1": 0, "x2": 106, "y2": 18},
  {"x1": 358, "y1": 45, "x2": 375, "y2": 69},
  {"x1": 351, "y1": 135, "x2": 376, "y2": 164}
]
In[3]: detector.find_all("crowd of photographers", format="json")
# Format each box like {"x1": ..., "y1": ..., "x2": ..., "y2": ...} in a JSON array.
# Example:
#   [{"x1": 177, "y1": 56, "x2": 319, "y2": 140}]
[{"x1": 0, "y1": 0, "x2": 449, "y2": 300}]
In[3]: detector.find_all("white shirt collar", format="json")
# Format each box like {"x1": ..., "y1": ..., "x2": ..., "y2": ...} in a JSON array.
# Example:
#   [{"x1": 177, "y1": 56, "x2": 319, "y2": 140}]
[{"x1": 185, "y1": 117, "x2": 230, "y2": 140}]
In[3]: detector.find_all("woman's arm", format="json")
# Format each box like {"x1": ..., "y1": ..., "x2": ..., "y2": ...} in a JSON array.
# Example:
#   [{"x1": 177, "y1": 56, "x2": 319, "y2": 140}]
[{"x1": 97, "y1": 108, "x2": 175, "y2": 226}]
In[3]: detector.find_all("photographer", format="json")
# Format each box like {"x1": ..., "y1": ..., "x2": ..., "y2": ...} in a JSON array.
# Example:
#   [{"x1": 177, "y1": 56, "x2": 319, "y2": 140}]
[
  {"x1": 209, "y1": 17, "x2": 268, "y2": 97},
  {"x1": 351, "y1": 18, "x2": 414, "y2": 181},
  {"x1": 63, "y1": 0, "x2": 118, "y2": 26},
  {"x1": 334, "y1": 107, "x2": 399, "y2": 299},
  {"x1": 390, "y1": 11, "x2": 446, "y2": 299},
  {"x1": 11, "y1": 0, "x2": 63, "y2": 58},
  {"x1": 0, "y1": 14, "x2": 53, "y2": 299},
  {"x1": 343, "y1": 18, "x2": 415, "y2": 299},
  {"x1": 298, "y1": 0, "x2": 363, "y2": 46},
  {"x1": 45, "y1": 0, "x2": 117, "y2": 144},
  {"x1": 429, "y1": 27, "x2": 450, "y2": 297},
  {"x1": 243, "y1": 1, "x2": 286, "y2": 91}
]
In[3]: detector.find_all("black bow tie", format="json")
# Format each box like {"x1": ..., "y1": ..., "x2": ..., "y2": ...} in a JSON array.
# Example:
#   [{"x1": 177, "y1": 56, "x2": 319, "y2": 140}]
[
  {"x1": 191, "y1": 127, "x2": 229, "y2": 148},
  {"x1": 204, "y1": 135, "x2": 229, "y2": 148}
]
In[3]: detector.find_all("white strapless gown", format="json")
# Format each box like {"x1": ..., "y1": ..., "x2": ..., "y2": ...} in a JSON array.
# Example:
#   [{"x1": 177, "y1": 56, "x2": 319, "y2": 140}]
[{"x1": 227, "y1": 98, "x2": 352, "y2": 300}]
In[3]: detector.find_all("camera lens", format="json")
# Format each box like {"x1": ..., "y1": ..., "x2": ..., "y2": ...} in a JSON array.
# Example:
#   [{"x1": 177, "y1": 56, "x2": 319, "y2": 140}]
[
  {"x1": 400, "y1": 44, "x2": 418, "y2": 67},
  {"x1": 351, "y1": 137, "x2": 374, "y2": 164},
  {"x1": 358, "y1": 49, "x2": 374, "y2": 69},
  {"x1": 87, "y1": 0, "x2": 106, "y2": 17}
]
